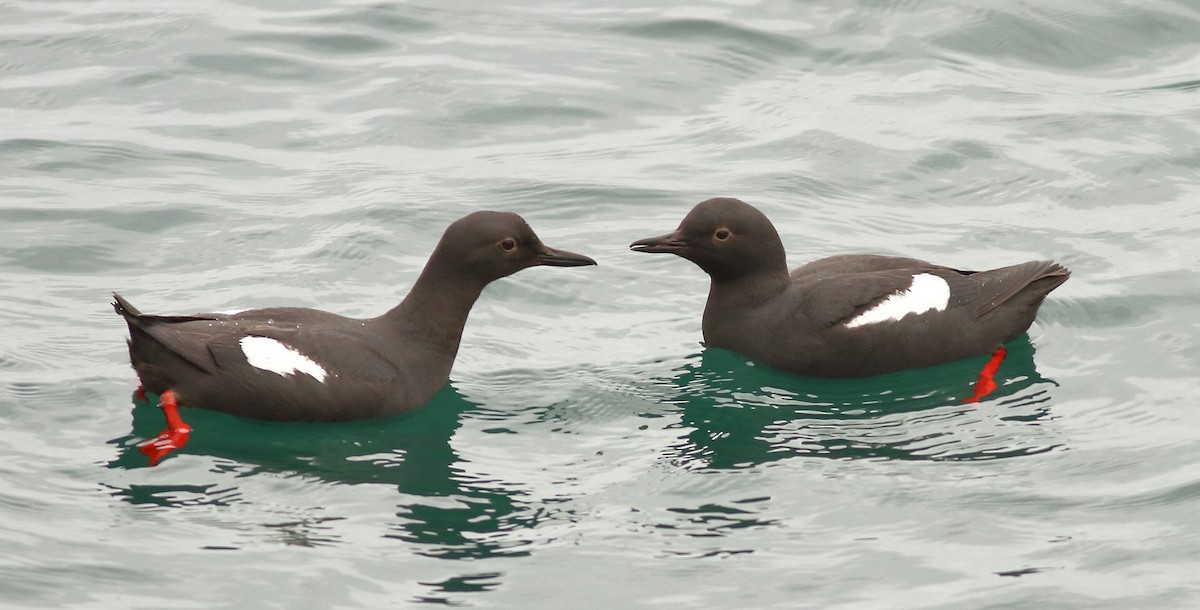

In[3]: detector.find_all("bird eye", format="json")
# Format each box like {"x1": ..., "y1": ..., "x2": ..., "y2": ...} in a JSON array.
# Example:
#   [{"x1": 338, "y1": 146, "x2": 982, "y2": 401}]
[
  {"x1": 714, "y1": 228, "x2": 732, "y2": 242},
  {"x1": 499, "y1": 238, "x2": 517, "y2": 252}
]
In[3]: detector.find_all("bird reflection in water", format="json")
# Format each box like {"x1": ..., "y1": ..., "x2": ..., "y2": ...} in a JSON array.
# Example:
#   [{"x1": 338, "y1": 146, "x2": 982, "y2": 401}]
[{"x1": 655, "y1": 335, "x2": 1063, "y2": 470}]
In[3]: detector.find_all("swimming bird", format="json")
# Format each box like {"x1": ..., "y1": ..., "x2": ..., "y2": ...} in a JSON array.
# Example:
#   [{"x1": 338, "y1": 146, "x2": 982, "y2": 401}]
[
  {"x1": 115, "y1": 211, "x2": 596, "y2": 464},
  {"x1": 630, "y1": 197, "x2": 1069, "y2": 399}
]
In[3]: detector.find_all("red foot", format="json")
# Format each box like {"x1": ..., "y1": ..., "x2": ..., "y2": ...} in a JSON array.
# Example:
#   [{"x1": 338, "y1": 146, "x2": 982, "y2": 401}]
[
  {"x1": 138, "y1": 389, "x2": 191, "y2": 465},
  {"x1": 964, "y1": 346, "x2": 1008, "y2": 403}
]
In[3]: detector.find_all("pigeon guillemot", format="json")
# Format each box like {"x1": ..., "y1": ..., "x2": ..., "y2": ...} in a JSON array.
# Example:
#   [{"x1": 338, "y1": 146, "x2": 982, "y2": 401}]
[
  {"x1": 116, "y1": 211, "x2": 596, "y2": 464},
  {"x1": 630, "y1": 197, "x2": 1069, "y2": 400}
]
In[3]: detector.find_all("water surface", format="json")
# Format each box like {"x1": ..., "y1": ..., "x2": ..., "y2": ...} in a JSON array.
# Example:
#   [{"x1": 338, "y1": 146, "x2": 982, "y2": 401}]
[{"x1": 3, "y1": 1, "x2": 1200, "y2": 607}]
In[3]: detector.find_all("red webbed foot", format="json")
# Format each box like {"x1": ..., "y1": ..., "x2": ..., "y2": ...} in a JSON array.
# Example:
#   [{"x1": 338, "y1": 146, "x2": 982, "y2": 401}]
[
  {"x1": 138, "y1": 389, "x2": 191, "y2": 465},
  {"x1": 964, "y1": 346, "x2": 1007, "y2": 404}
]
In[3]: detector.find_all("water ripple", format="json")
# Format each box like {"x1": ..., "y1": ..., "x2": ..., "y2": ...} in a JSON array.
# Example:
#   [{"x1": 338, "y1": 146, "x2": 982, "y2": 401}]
[
  {"x1": 608, "y1": 19, "x2": 807, "y2": 57},
  {"x1": 3, "y1": 0, "x2": 1199, "y2": 607}
]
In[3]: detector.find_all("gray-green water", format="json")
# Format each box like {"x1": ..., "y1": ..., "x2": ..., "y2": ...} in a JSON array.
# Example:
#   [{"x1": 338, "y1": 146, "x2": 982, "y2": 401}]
[{"x1": 4, "y1": 1, "x2": 1200, "y2": 607}]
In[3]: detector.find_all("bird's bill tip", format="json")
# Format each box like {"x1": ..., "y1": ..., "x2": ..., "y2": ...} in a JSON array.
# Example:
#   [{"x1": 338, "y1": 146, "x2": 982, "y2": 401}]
[
  {"x1": 629, "y1": 232, "x2": 685, "y2": 253},
  {"x1": 536, "y1": 246, "x2": 597, "y2": 267}
]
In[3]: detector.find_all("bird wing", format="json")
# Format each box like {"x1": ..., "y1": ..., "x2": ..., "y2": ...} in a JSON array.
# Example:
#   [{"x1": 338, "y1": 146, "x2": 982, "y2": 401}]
[
  {"x1": 115, "y1": 294, "x2": 402, "y2": 382},
  {"x1": 790, "y1": 260, "x2": 1070, "y2": 328},
  {"x1": 789, "y1": 269, "x2": 921, "y2": 328},
  {"x1": 218, "y1": 324, "x2": 406, "y2": 384},
  {"x1": 790, "y1": 267, "x2": 979, "y2": 329},
  {"x1": 790, "y1": 254, "x2": 975, "y2": 281}
]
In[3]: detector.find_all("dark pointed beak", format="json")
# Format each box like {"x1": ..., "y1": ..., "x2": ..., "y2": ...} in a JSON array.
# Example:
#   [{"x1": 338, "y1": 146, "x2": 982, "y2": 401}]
[
  {"x1": 629, "y1": 232, "x2": 686, "y2": 253},
  {"x1": 536, "y1": 245, "x2": 597, "y2": 267}
]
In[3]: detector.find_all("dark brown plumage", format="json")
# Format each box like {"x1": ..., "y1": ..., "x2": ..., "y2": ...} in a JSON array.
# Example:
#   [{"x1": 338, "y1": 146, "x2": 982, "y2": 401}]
[
  {"x1": 631, "y1": 197, "x2": 1069, "y2": 378},
  {"x1": 116, "y1": 211, "x2": 596, "y2": 423}
]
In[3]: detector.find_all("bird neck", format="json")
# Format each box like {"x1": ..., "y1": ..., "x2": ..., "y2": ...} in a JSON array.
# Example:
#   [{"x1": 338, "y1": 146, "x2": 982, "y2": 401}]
[
  {"x1": 700, "y1": 268, "x2": 789, "y2": 353},
  {"x1": 381, "y1": 257, "x2": 487, "y2": 354},
  {"x1": 706, "y1": 265, "x2": 791, "y2": 310}
]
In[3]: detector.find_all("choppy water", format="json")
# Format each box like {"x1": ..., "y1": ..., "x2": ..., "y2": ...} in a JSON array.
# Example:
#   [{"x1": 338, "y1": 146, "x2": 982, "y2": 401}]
[{"x1": 3, "y1": 1, "x2": 1200, "y2": 607}]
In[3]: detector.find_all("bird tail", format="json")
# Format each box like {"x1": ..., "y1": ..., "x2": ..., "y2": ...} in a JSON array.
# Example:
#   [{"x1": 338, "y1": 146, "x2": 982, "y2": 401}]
[
  {"x1": 974, "y1": 261, "x2": 1070, "y2": 317},
  {"x1": 112, "y1": 292, "x2": 143, "y2": 319}
]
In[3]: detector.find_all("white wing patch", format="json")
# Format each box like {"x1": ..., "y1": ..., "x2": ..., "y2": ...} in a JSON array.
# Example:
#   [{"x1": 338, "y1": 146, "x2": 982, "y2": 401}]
[
  {"x1": 239, "y1": 336, "x2": 328, "y2": 382},
  {"x1": 844, "y1": 273, "x2": 951, "y2": 329}
]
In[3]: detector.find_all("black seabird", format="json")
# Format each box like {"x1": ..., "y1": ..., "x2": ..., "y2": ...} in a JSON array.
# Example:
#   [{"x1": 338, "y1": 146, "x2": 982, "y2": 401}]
[
  {"x1": 116, "y1": 211, "x2": 596, "y2": 464},
  {"x1": 630, "y1": 197, "x2": 1069, "y2": 399}
]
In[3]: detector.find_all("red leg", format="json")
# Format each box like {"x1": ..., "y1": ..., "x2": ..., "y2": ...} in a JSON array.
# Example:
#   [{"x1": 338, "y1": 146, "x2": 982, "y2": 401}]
[
  {"x1": 138, "y1": 389, "x2": 191, "y2": 465},
  {"x1": 964, "y1": 346, "x2": 1007, "y2": 403},
  {"x1": 134, "y1": 386, "x2": 147, "y2": 402}
]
